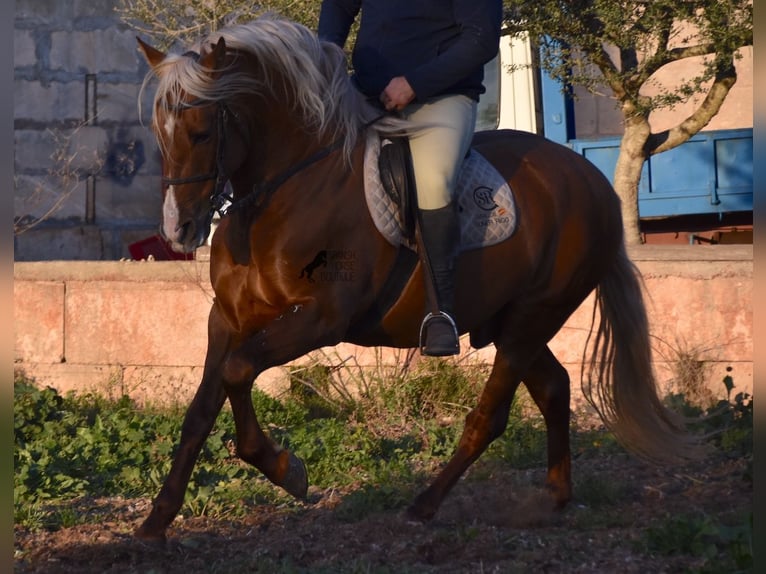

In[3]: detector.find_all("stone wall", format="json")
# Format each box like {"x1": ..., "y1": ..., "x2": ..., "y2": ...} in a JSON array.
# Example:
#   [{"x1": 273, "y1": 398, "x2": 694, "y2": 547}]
[
  {"x1": 13, "y1": 245, "x2": 753, "y2": 408},
  {"x1": 14, "y1": 0, "x2": 161, "y2": 260}
]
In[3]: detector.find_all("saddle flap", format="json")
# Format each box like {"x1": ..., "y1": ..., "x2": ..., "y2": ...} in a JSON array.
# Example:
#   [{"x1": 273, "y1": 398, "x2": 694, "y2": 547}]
[{"x1": 378, "y1": 137, "x2": 416, "y2": 242}]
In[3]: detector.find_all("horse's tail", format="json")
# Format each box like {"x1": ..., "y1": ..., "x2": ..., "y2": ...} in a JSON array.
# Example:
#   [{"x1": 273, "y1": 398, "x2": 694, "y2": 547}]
[{"x1": 581, "y1": 243, "x2": 704, "y2": 462}]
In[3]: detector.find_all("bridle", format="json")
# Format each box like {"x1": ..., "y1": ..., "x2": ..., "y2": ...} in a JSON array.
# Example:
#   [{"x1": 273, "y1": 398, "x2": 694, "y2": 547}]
[
  {"x1": 161, "y1": 96, "x2": 350, "y2": 228},
  {"x1": 160, "y1": 51, "x2": 381, "y2": 228},
  {"x1": 161, "y1": 100, "x2": 236, "y2": 223}
]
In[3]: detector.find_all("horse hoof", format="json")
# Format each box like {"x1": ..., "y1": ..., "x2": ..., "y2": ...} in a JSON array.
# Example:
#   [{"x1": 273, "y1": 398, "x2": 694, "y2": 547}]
[
  {"x1": 281, "y1": 452, "x2": 308, "y2": 500},
  {"x1": 545, "y1": 482, "x2": 572, "y2": 510},
  {"x1": 405, "y1": 497, "x2": 437, "y2": 523},
  {"x1": 134, "y1": 524, "x2": 167, "y2": 546}
]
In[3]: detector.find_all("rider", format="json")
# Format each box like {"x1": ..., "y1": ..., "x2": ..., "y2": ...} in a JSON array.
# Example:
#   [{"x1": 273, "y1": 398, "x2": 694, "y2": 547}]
[{"x1": 318, "y1": 0, "x2": 503, "y2": 356}]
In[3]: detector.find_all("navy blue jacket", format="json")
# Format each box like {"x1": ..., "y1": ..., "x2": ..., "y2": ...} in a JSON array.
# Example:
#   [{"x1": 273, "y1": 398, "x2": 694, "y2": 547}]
[{"x1": 318, "y1": 0, "x2": 503, "y2": 102}]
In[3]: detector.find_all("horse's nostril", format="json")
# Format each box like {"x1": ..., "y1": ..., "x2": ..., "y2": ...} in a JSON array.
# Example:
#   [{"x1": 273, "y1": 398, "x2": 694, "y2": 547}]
[{"x1": 177, "y1": 220, "x2": 196, "y2": 245}]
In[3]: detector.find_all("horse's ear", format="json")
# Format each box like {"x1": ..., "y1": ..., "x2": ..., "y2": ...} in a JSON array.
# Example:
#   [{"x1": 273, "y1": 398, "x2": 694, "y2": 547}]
[
  {"x1": 201, "y1": 36, "x2": 227, "y2": 69},
  {"x1": 137, "y1": 37, "x2": 166, "y2": 69}
]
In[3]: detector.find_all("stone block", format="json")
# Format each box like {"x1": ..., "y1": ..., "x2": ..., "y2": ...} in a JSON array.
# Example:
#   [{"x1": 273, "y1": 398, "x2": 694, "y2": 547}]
[
  {"x1": 95, "y1": 173, "x2": 162, "y2": 221},
  {"x1": 101, "y1": 125, "x2": 161, "y2": 182},
  {"x1": 14, "y1": 174, "x2": 87, "y2": 223},
  {"x1": 50, "y1": 29, "x2": 142, "y2": 75},
  {"x1": 67, "y1": 126, "x2": 109, "y2": 172},
  {"x1": 11, "y1": 248, "x2": 753, "y2": 407},
  {"x1": 14, "y1": 280, "x2": 65, "y2": 363},
  {"x1": 122, "y1": 366, "x2": 203, "y2": 407},
  {"x1": 642, "y1": 274, "x2": 752, "y2": 361},
  {"x1": 97, "y1": 82, "x2": 143, "y2": 124},
  {"x1": 14, "y1": 225, "x2": 105, "y2": 261},
  {"x1": 19, "y1": 363, "x2": 122, "y2": 399},
  {"x1": 15, "y1": 0, "x2": 71, "y2": 22},
  {"x1": 72, "y1": 0, "x2": 123, "y2": 20},
  {"x1": 64, "y1": 279, "x2": 211, "y2": 366},
  {"x1": 14, "y1": 79, "x2": 84, "y2": 123},
  {"x1": 548, "y1": 292, "x2": 596, "y2": 364},
  {"x1": 13, "y1": 130, "x2": 59, "y2": 174},
  {"x1": 14, "y1": 29, "x2": 37, "y2": 68}
]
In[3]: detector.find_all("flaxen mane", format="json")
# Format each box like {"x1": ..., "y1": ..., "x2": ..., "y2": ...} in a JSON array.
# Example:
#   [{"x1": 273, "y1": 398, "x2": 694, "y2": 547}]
[{"x1": 141, "y1": 14, "x2": 413, "y2": 161}]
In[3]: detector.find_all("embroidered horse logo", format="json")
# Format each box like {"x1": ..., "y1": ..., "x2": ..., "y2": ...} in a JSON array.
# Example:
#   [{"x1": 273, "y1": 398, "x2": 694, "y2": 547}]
[{"x1": 299, "y1": 250, "x2": 328, "y2": 283}]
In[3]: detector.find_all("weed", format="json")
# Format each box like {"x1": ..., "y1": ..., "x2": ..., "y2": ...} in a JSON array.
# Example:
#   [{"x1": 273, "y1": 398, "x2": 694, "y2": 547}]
[
  {"x1": 665, "y1": 372, "x2": 753, "y2": 467},
  {"x1": 287, "y1": 364, "x2": 350, "y2": 420},
  {"x1": 574, "y1": 471, "x2": 634, "y2": 508},
  {"x1": 643, "y1": 511, "x2": 752, "y2": 572}
]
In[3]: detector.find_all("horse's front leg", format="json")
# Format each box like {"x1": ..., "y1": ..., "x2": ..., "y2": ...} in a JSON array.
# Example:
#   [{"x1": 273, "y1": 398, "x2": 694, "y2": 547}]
[
  {"x1": 218, "y1": 298, "x2": 343, "y2": 497},
  {"x1": 224, "y1": 380, "x2": 308, "y2": 500},
  {"x1": 135, "y1": 302, "x2": 230, "y2": 543}
]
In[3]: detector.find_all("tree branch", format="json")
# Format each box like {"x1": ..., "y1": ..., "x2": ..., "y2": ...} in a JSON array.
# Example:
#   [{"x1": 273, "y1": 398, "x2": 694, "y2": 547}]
[{"x1": 645, "y1": 58, "x2": 738, "y2": 155}]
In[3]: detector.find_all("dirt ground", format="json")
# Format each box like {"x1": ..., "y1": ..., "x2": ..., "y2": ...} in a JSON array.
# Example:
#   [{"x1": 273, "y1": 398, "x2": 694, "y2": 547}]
[{"x1": 14, "y1": 445, "x2": 751, "y2": 574}]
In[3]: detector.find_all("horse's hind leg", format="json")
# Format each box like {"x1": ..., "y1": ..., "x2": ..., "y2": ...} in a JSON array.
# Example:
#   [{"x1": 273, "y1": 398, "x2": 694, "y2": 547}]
[
  {"x1": 407, "y1": 342, "x2": 572, "y2": 521},
  {"x1": 407, "y1": 344, "x2": 524, "y2": 521},
  {"x1": 522, "y1": 345, "x2": 572, "y2": 509}
]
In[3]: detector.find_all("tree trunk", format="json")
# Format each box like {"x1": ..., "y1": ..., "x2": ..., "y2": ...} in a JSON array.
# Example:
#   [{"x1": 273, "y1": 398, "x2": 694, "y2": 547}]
[{"x1": 613, "y1": 117, "x2": 651, "y2": 246}]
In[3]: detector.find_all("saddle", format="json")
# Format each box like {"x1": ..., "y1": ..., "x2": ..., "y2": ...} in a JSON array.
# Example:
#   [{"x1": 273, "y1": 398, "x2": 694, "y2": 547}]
[{"x1": 364, "y1": 131, "x2": 517, "y2": 252}]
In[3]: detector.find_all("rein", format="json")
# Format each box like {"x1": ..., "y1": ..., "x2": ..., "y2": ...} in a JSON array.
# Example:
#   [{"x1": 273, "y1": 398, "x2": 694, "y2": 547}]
[
  {"x1": 224, "y1": 135, "x2": 346, "y2": 217},
  {"x1": 223, "y1": 113, "x2": 385, "y2": 216}
]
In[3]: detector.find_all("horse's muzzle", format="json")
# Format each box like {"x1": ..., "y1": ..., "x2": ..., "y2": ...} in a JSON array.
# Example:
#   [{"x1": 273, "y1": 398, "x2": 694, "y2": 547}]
[
  {"x1": 160, "y1": 218, "x2": 208, "y2": 254},
  {"x1": 161, "y1": 186, "x2": 210, "y2": 253}
]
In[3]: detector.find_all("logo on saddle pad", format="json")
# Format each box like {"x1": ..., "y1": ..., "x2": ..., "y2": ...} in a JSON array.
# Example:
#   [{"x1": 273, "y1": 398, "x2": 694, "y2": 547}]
[{"x1": 363, "y1": 132, "x2": 517, "y2": 251}]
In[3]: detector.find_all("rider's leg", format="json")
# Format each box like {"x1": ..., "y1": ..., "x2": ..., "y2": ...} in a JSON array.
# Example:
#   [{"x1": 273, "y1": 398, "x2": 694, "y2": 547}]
[{"x1": 404, "y1": 94, "x2": 477, "y2": 356}]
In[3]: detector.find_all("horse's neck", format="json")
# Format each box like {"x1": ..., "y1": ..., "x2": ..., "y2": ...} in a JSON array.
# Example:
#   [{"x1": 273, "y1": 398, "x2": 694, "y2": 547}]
[
  {"x1": 221, "y1": 136, "x2": 366, "y2": 268},
  {"x1": 237, "y1": 103, "x2": 333, "y2": 183},
  {"x1": 226, "y1": 113, "x2": 354, "y2": 219}
]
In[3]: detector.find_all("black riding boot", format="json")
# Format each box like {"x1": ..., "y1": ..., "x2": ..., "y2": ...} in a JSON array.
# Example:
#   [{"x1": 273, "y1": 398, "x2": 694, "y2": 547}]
[{"x1": 419, "y1": 204, "x2": 460, "y2": 356}]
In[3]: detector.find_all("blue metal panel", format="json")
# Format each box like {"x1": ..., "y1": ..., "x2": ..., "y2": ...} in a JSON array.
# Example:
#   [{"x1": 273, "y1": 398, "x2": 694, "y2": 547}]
[
  {"x1": 566, "y1": 130, "x2": 753, "y2": 218},
  {"x1": 571, "y1": 139, "x2": 651, "y2": 195},
  {"x1": 538, "y1": 48, "x2": 574, "y2": 144},
  {"x1": 645, "y1": 130, "x2": 752, "y2": 216},
  {"x1": 648, "y1": 139, "x2": 714, "y2": 195},
  {"x1": 716, "y1": 136, "x2": 753, "y2": 190}
]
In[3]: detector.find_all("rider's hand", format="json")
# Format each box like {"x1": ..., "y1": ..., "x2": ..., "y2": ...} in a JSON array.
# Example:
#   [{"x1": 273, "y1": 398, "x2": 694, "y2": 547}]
[{"x1": 380, "y1": 76, "x2": 415, "y2": 111}]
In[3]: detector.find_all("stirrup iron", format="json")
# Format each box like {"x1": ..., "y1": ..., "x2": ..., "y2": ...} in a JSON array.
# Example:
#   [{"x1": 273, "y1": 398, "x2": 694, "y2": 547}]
[{"x1": 419, "y1": 311, "x2": 460, "y2": 356}]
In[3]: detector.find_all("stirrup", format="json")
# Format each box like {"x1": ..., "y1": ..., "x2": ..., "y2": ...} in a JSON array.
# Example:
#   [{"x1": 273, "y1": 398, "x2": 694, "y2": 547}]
[{"x1": 419, "y1": 311, "x2": 460, "y2": 356}]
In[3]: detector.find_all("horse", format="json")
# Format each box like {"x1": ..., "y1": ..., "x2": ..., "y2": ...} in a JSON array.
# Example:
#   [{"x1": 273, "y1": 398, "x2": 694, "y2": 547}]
[{"x1": 135, "y1": 15, "x2": 698, "y2": 543}]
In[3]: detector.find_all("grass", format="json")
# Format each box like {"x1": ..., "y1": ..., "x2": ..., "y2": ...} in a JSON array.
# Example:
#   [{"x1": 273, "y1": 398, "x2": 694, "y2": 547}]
[
  {"x1": 13, "y1": 360, "x2": 480, "y2": 530},
  {"x1": 14, "y1": 365, "x2": 753, "y2": 571}
]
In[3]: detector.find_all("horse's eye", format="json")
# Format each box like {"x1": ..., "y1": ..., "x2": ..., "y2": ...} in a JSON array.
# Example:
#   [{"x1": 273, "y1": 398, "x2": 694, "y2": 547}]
[{"x1": 190, "y1": 131, "x2": 212, "y2": 145}]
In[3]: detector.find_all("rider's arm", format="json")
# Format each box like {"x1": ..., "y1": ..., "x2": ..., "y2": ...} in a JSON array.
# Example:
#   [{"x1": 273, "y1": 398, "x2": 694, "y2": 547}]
[{"x1": 317, "y1": 0, "x2": 362, "y2": 48}]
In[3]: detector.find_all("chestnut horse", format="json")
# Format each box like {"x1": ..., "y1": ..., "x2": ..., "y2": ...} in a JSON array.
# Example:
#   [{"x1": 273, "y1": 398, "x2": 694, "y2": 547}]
[{"x1": 135, "y1": 16, "x2": 695, "y2": 542}]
